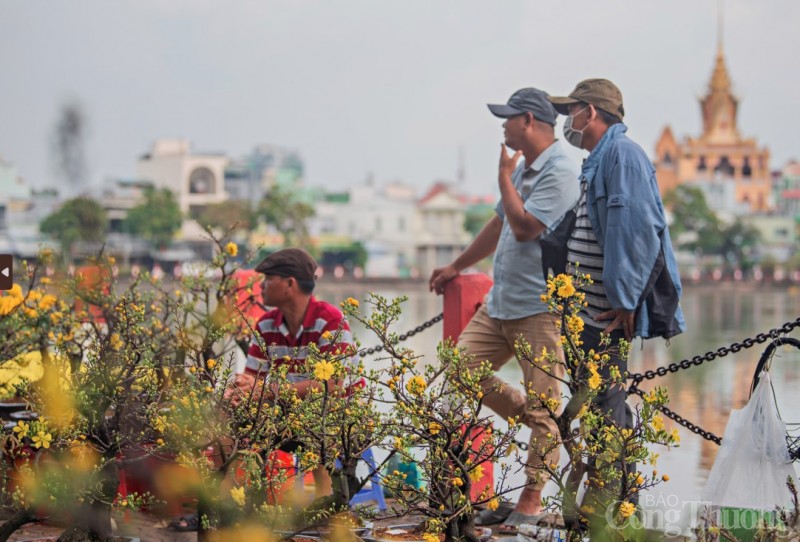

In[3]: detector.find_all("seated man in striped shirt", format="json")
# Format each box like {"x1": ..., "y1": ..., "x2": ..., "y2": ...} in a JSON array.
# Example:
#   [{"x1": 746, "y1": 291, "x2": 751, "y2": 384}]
[{"x1": 228, "y1": 247, "x2": 357, "y2": 495}]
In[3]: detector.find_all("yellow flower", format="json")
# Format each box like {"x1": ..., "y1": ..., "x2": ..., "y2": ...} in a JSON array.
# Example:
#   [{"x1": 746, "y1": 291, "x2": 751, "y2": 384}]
[
  {"x1": 662, "y1": 474, "x2": 670, "y2": 481},
  {"x1": 405, "y1": 375, "x2": 427, "y2": 395},
  {"x1": 342, "y1": 297, "x2": 359, "y2": 308},
  {"x1": 313, "y1": 360, "x2": 335, "y2": 381},
  {"x1": 32, "y1": 431, "x2": 53, "y2": 449},
  {"x1": 651, "y1": 415, "x2": 665, "y2": 432},
  {"x1": 670, "y1": 428, "x2": 680, "y2": 443},
  {"x1": 38, "y1": 294, "x2": 57, "y2": 311},
  {"x1": 206, "y1": 358, "x2": 217, "y2": 369},
  {"x1": 321, "y1": 330, "x2": 333, "y2": 341},
  {"x1": 567, "y1": 314, "x2": 584, "y2": 334},
  {"x1": 8, "y1": 284, "x2": 23, "y2": 299},
  {"x1": 451, "y1": 477, "x2": 463, "y2": 487},
  {"x1": 225, "y1": 242, "x2": 238, "y2": 257},
  {"x1": 487, "y1": 497, "x2": 500, "y2": 511},
  {"x1": 469, "y1": 465, "x2": 485, "y2": 482},
  {"x1": 230, "y1": 486, "x2": 246, "y2": 507},
  {"x1": 618, "y1": 501, "x2": 636, "y2": 519},
  {"x1": 109, "y1": 333, "x2": 123, "y2": 351},
  {"x1": 422, "y1": 534, "x2": 439, "y2": 542},
  {"x1": 556, "y1": 276, "x2": 576, "y2": 298},
  {"x1": 12, "y1": 421, "x2": 29, "y2": 438},
  {"x1": 588, "y1": 370, "x2": 602, "y2": 390},
  {"x1": 428, "y1": 422, "x2": 442, "y2": 435}
]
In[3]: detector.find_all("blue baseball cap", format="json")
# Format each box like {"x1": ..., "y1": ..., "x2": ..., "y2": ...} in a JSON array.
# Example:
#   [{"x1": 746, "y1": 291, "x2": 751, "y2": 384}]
[{"x1": 487, "y1": 87, "x2": 558, "y2": 126}]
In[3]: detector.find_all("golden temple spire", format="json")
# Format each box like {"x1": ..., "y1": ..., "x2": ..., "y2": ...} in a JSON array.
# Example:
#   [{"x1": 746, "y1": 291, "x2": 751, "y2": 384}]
[{"x1": 700, "y1": 0, "x2": 739, "y2": 144}]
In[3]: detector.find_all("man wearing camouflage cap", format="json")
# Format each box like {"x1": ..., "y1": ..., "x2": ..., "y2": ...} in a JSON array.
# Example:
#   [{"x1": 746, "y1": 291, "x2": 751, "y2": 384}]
[{"x1": 548, "y1": 79, "x2": 684, "y2": 511}]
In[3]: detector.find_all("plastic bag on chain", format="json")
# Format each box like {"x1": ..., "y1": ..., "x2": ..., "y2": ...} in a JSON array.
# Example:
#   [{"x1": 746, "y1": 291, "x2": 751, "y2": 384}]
[{"x1": 702, "y1": 371, "x2": 798, "y2": 510}]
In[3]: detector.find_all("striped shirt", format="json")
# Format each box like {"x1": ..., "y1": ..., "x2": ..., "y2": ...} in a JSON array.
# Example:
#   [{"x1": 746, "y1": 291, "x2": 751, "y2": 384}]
[
  {"x1": 566, "y1": 184, "x2": 612, "y2": 328},
  {"x1": 245, "y1": 297, "x2": 359, "y2": 385}
]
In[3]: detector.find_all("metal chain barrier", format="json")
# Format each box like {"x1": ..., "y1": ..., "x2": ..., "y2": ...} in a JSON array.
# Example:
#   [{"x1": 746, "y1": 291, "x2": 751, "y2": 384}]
[
  {"x1": 355, "y1": 314, "x2": 800, "y2": 453},
  {"x1": 358, "y1": 313, "x2": 443, "y2": 357},
  {"x1": 626, "y1": 316, "x2": 800, "y2": 445}
]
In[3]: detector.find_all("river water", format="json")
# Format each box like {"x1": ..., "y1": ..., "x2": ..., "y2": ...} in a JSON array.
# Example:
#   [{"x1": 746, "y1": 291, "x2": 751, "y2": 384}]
[{"x1": 316, "y1": 280, "x2": 800, "y2": 535}]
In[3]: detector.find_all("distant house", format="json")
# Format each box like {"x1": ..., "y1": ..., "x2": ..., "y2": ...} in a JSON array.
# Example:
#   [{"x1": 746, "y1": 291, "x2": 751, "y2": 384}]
[{"x1": 137, "y1": 139, "x2": 229, "y2": 218}]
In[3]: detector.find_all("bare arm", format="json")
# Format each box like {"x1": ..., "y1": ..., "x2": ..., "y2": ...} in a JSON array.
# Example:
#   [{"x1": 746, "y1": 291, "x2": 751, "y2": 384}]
[
  {"x1": 498, "y1": 144, "x2": 546, "y2": 242},
  {"x1": 429, "y1": 215, "x2": 502, "y2": 294}
]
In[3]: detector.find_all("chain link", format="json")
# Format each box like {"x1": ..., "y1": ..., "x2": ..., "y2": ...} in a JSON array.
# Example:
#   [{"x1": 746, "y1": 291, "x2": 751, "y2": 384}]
[
  {"x1": 356, "y1": 315, "x2": 800, "y2": 450},
  {"x1": 625, "y1": 316, "x2": 800, "y2": 445},
  {"x1": 627, "y1": 316, "x2": 800, "y2": 388},
  {"x1": 628, "y1": 388, "x2": 722, "y2": 444},
  {"x1": 358, "y1": 313, "x2": 443, "y2": 357}
]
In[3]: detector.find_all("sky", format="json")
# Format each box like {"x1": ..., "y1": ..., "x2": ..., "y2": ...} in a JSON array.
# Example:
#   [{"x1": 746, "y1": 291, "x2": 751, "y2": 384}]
[{"x1": 1, "y1": 0, "x2": 799, "y2": 198}]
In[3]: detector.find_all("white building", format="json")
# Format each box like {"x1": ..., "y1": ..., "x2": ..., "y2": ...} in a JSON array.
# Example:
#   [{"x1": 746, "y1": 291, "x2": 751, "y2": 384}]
[
  {"x1": 311, "y1": 178, "x2": 418, "y2": 276},
  {"x1": 137, "y1": 139, "x2": 229, "y2": 216},
  {"x1": 413, "y1": 182, "x2": 472, "y2": 278},
  {"x1": 309, "y1": 179, "x2": 472, "y2": 277}
]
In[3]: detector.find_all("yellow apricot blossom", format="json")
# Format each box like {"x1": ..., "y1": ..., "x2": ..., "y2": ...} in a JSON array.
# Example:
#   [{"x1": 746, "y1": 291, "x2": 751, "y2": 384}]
[
  {"x1": 225, "y1": 242, "x2": 238, "y2": 257},
  {"x1": 618, "y1": 501, "x2": 636, "y2": 519},
  {"x1": 230, "y1": 486, "x2": 246, "y2": 506},
  {"x1": 405, "y1": 375, "x2": 427, "y2": 395},
  {"x1": 313, "y1": 361, "x2": 335, "y2": 381},
  {"x1": 469, "y1": 465, "x2": 485, "y2": 482},
  {"x1": 651, "y1": 415, "x2": 665, "y2": 432},
  {"x1": 32, "y1": 431, "x2": 53, "y2": 449}
]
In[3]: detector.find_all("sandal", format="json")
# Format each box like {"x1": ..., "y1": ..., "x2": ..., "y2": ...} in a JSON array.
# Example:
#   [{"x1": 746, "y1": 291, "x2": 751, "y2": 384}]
[{"x1": 168, "y1": 513, "x2": 199, "y2": 532}]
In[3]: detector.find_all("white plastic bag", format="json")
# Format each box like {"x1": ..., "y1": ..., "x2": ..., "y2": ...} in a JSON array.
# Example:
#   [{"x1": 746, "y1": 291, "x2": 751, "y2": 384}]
[{"x1": 702, "y1": 371, "x2": 798, "y2": 510}]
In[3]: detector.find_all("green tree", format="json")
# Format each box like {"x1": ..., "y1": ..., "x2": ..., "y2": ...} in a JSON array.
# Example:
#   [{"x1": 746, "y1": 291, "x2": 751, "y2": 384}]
[
  {"x1": 719, "y1": 218, "x2": 761, "y2": 271},
  {"x1": 126, "y1": 187, "x2": 183, "y2": 250},
  {"x1": 463, "y1": 204, "x2": 495, "y2": 238},
  {"x1": 663, "y1": 185, "x2": 723, "y2": 254},
  {"x1": 257, "y1": 184, "x2": 315, "y2": 247},
  {"x1": 195, "y1": 199, "x2": 256, "y2": 233},
  {"x1": 664, "y1": 185, "x2": 762, "y2": 270},
  {"x1": 40, "y1": 196, "x2": 107, "y2": 262}
]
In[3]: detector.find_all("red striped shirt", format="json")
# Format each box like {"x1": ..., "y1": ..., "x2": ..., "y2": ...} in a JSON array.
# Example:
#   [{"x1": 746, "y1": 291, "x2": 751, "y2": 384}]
[{"x1": 245, "y1": 297, "x2": 360, "y2": 387}]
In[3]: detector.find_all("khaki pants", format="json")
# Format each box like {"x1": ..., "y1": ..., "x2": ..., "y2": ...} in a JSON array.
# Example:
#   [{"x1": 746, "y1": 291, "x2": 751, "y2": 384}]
[{"x1": 459, "y1": 305, "x2": 563, "y2": 489}]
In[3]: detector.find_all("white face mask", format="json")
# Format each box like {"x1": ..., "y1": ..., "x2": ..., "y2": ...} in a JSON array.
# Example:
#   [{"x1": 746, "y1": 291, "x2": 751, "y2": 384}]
[{"x1": 563, "y1": 106, "x2": 590, "y2": 148}]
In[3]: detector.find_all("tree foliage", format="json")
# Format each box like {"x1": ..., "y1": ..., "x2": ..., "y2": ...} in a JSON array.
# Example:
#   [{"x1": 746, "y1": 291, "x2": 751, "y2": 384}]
[
  {"x1": 40, "y1": 196, "x2": 107, "y2": 261},
  {"x1": 195, "y1": 199, "x2": 257, "y2": 233},
  {"x1": 126, "y1": 187, "x2": 183, "y2": 250},
  {"x1": 664, "y1": 185, "x2": 761, "y2": 269},
  {"x1": 463, "y1": 204, "x2": 495, "y2": 238},
  {"x1": 257, "y1": 185, "x2": 315, "y2": 247}
]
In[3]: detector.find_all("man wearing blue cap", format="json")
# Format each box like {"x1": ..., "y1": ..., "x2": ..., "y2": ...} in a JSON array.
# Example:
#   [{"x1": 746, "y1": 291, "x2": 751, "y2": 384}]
[{"x1": 430, "y1": 88, "x2": 580, "y2": 531}]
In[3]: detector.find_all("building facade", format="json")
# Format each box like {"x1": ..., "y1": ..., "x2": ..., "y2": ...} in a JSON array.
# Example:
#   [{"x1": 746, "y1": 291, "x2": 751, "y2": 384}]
[
  {"x1": 654, "y1": 44, "x2": 772, "y2": 214},
  {"x1": 137, "y1": 139, "x2": 229, "y2": 216}
]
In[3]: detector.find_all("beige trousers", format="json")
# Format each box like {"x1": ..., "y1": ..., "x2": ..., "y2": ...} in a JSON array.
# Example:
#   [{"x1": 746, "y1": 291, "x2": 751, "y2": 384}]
[{"x1": 459, "y1": 305, "x2": 563, "y2": 489}]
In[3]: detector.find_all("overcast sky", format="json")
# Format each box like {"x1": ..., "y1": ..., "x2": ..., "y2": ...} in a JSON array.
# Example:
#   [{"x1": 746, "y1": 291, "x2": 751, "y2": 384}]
[{"x1": 1, "y1": 0, "x2": 798, "y2": 197}]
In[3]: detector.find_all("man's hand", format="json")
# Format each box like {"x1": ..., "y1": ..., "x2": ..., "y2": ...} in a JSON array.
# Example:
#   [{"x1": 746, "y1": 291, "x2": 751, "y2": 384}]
[
  {"x1": 499, "y1": 144, "x2": 522, "y2": 181},
  {"x1": 224, "y1": 373, "x2": 257, "y2": 407},
  {"x1": 429, "y1": 264, "x2": 459, "y2": 295},
  {"x1": 595, "y1": 308, "x2": 636, "y2": 340}
]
